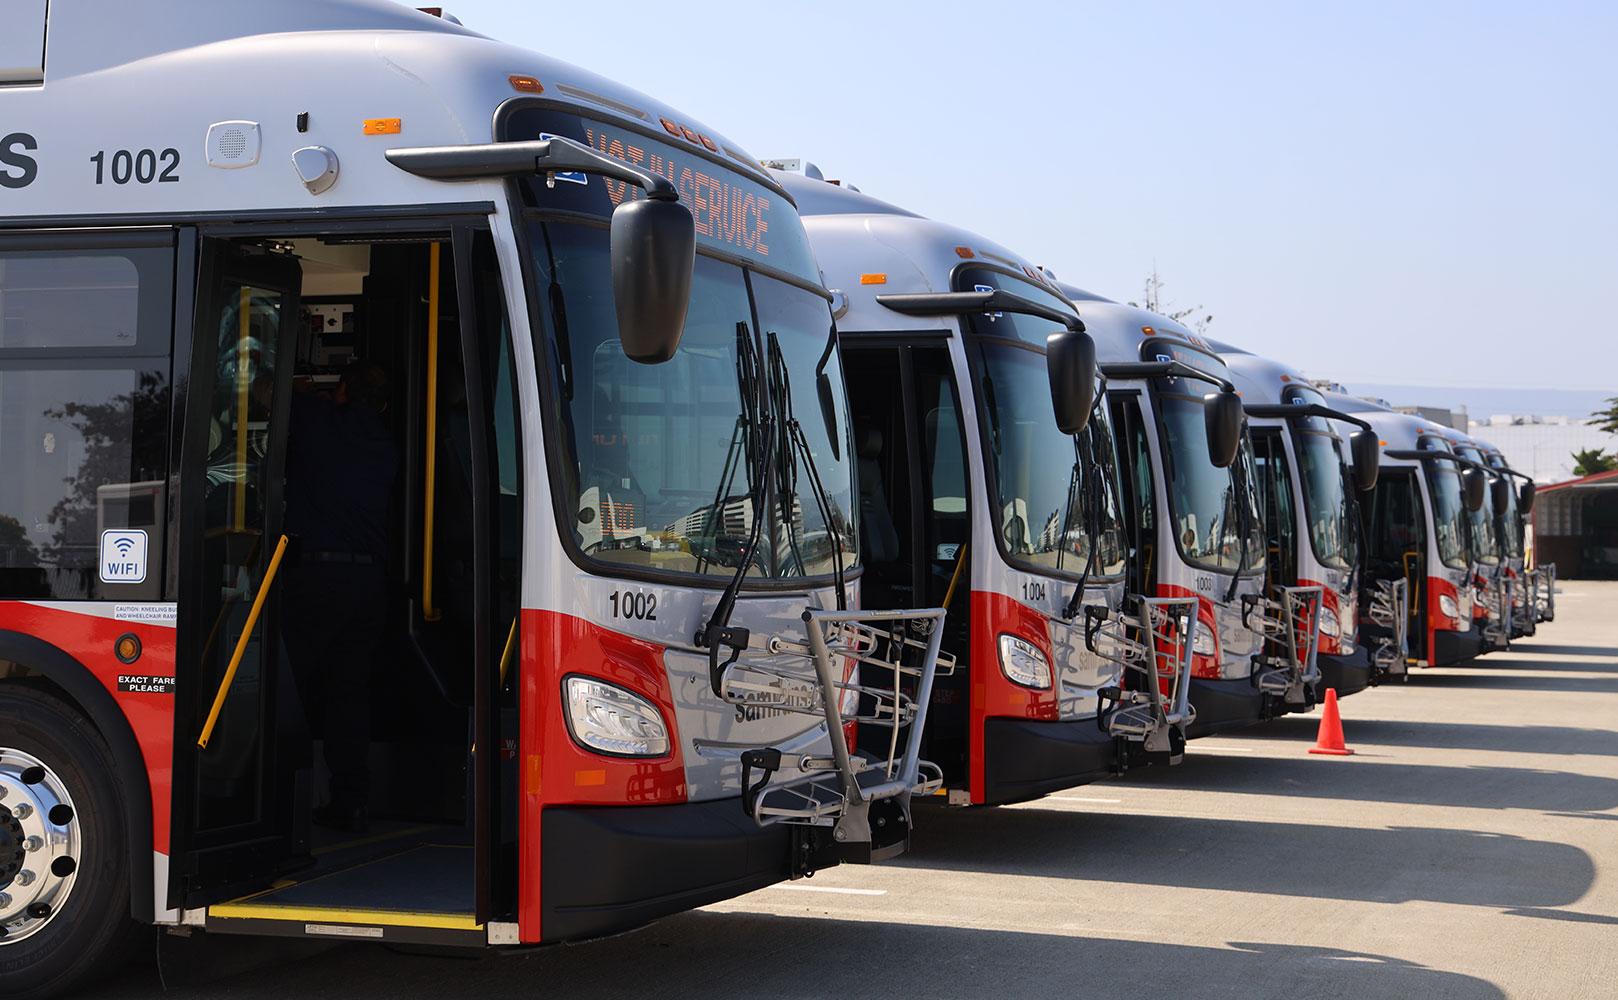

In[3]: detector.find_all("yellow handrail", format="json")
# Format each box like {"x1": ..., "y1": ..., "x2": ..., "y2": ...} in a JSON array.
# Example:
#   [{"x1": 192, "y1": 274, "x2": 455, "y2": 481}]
[
  {"x1": 941, "y1": 543, "x2": 969, "y2": 611},
  {"x1": 198, "y1": 534, "x2": 290, "y2": 750},
  {"x1": 498, "y1": 617, "x2": 518, "y2": 685},
  {"x1": 421, "y1": 242, "x2": 442, "y2": 622},
  {"x1": 232, "y1": 286, "x2": 251, "y2": 531}
]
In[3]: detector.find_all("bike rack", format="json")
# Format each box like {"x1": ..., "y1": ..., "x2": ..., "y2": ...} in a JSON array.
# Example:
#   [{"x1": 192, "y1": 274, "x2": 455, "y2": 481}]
[
  {"x1": 716, "y1": 607, "x2": 953, "y2": 863},
  {"x1": 1365, "y1": 577, "x2": 1409, "y2": 679},
  {"x1": 1480, "y1": 573, "x2": 1510, "y2": 649},
  {"x1": 1243, "y1": 585, "x2": 1323, "y2": 705},
  {"x1": 1080, "y1": 596, "x2": 1198, "y2": 758},
  {"x1": 1534, "y1": 563, "x2": 1557, "y2": 622}
]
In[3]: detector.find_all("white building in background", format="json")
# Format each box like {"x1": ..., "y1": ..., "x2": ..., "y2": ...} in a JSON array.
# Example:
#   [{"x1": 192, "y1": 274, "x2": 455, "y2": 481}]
[{"x1": 1469, "y1": 418, "x2": 1615, "y2": 483}]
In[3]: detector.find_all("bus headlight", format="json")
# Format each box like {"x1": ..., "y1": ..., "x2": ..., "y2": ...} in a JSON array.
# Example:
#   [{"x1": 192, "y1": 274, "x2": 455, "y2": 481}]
[
  {"x1": 998, "y1": 634, "x2": 1052, "y2": 689},
  {"x1": 1318, "y1": 605, "x2": 1341, "y2": 638},
  {"x1": 1438, "y1": 593, "x2": 1459, "y2": 620},
  {"x1": 564, "y1": 676, "x2": 670, "y2": 757},
  {"x1": 1191, "y1": 624, "x2": 1216, "y2": 657}
]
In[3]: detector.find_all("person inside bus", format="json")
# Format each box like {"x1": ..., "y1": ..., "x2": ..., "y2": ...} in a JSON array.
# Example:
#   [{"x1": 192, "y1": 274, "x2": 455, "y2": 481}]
[{"x1": 282, "y1": 360, "x2": 398, "y2": 832}]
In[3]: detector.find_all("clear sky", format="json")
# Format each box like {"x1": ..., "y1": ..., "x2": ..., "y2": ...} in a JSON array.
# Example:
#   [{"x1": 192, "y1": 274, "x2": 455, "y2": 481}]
[{"x1": 447, "y1": 0, "x2": 1617, "y2": 393}]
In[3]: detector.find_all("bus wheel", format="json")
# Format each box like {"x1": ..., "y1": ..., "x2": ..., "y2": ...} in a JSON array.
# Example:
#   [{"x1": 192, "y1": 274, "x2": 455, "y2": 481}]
[{"x1": 0, "y1": 686, "x2": 142, "y2": 1000}]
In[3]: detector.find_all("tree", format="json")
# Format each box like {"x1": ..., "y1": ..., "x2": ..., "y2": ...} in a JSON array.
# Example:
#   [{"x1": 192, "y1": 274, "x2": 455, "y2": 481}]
[
  {"x1": 1129, "y1": 265, "x2": 1213, "y2": 333},
  {"x1": 1571, "y1": 448, "x2": 1617, "y2": 477},
  {"x1": 1593, "y1": 396, "x2": 1618, "y2": 435}
]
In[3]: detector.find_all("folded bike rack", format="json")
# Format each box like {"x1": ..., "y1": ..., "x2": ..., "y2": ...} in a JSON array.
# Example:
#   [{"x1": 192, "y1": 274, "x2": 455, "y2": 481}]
[
  {"x1": 716, "y1": 607, "x2": 954, "y2": 864},
  {"x1": 1243, "y1": 585, "x2": 1323, "y2": 706},
  {"x1": 1080, "y1": 596, "x2": 1197, "y2": 759},
  {"x1": 1365, "y1": 577, "x2": 1410, "y2": 680}
]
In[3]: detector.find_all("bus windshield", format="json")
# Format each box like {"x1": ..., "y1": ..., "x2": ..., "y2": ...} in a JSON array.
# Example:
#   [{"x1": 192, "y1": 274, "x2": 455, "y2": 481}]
[
  {"x1": 1422, "y1": 449, "x2": 1469, "y2": 569},
  {"x1": 511, "y1": 110, "x2": 856, "y2": 583},
  {"x1": 957, "y1": 269, "x2": 1122, "y2": 578},
  {"x1": 1147, "y1": 345, "x2": 1265, "y2": 576},
  {"x1": 1295, "y1": 428, "x2": 1355, "y2": 569}
]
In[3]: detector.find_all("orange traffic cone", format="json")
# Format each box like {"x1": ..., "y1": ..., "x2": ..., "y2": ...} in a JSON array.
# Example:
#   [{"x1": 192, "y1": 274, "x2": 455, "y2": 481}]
[{"x1": 1308, "y1": 687, "x2": 1354, "y2": 756}]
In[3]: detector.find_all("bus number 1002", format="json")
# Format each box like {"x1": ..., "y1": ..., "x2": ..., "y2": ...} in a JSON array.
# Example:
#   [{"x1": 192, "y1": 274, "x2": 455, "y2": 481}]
[
  {"x1": 609, "y1": 590, "x2": 658, "y2": 621},
  {"x1": 91, "y1": 148, "x2": 180, "y2": 185}
]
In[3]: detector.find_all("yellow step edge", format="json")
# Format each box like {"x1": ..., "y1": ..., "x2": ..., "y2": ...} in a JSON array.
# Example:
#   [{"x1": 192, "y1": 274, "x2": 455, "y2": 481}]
[{"x1": 208, "y1": 902, "x2": 482, "y2": 931}]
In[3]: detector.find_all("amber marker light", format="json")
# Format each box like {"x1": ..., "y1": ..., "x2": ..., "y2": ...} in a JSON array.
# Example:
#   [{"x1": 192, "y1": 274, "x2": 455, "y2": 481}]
[
  {"x1": 508, "y1": 75, "x2": 544, "y2": 93},
  {"x1": 954, "y1": 246, "x2": 975, "y2": 259},
  {"x1": 860, "y1": 273, "x2": 888, "y2": 285},
  {"x1": 363, "y1": 118, "x2": 402, "y2": 135},
  {"x1": 115, "y1": 633, "x2": 142, "y2": 665}
]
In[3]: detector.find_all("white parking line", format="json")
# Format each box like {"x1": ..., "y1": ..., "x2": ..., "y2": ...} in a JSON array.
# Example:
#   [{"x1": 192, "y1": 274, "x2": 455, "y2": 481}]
[
  {"x1": 1054, "y1": 796, "x2": 1123, "y2": 804},
  {"x1": 766, "y1": 884, "x2": 888, "y2": 896}
]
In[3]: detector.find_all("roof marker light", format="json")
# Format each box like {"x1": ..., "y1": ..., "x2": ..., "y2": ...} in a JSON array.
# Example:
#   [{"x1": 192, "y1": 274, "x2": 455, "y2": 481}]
[
  {"x1": 659, "y1": 117, "x2": 681, "y2": 137},
  {"x1": 363, "y1": 118, "x2": 402, "y2": 135},
  {"x1": 1141, "y1": 325, "x2": 1155, "y2": 336},
  {"x1": 954, "y1": 246, "x2": 974, "y2": 259},
  {"x1": 860, "y1": 273, "x2": 887, "y2": 285},
  {"x1": 508, "y1": 75, "x2": 544, "y2": 93}
]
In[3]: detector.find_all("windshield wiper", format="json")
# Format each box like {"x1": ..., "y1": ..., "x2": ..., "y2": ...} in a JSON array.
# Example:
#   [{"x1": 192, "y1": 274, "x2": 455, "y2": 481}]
[
  {"x1": 697, "y1": 323, "x2": 774, "y2": 696},
  {"x1": 767, "y1": 331, "x2": 849, "y2": 611}
]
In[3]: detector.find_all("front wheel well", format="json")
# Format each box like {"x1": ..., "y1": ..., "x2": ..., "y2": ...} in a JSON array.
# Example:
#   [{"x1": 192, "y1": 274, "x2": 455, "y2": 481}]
[{"x1": 0, "y1": 633, "x2": 156, "y2": 925}]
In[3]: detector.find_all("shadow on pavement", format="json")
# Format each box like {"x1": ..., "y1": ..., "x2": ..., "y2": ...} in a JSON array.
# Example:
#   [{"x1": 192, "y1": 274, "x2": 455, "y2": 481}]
[
  {"x1": 1402, "y1": 671, "x2": 1618, "y2": 694},
  {"x1": 1233, "y1": 714, "x2": 1618, "y2": 757},
  {"x1": 1508, "y1": 644, "x2": 1618, "y2": 659},
  {"x1": 79, "y1": 911, "x2": 1508, "y2": 1000},
  {"x1": 900, "y1": 806, "x2": 1592, "y2": 909},
  {"x1": 1120, "y1": 750, "x2": 1618, "y2": 813}
]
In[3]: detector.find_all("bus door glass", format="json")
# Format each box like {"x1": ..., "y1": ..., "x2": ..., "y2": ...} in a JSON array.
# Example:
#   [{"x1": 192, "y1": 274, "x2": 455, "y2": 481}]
[
  {"x1": 1251, "y1": 428, "x2": 1297, "y2": 585},
  {"x1": 1108, "y1": 393, "x2": 1157, "y2": 597},
  {"x1": 171, "y1": 240, "x2": 305, "y2": 904}
]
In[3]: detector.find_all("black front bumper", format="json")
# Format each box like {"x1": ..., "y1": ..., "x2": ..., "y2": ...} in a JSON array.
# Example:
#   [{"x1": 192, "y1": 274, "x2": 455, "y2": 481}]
[
  {"x1": 1432, "y1": 627, "x2": 1487, "y2": 666},
  {"x1": 1319, "y1": 646, "x2": 1373, "y2": 697},
  {"x1": 541, "y1": 795, "x2": 811, "y2": 942},
  {"x1": 1184, "y1": 675, "x2": 1266, "y2": 738},
  {"x1": 982, "y1": 716, "x2": 1118, "y2": 805}
]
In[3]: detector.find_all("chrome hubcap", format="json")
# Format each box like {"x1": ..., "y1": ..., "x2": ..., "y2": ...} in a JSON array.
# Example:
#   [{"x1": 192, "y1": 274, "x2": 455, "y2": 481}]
[{"x1": 0, "y1": 749, "x2": 81, "y2": 945}]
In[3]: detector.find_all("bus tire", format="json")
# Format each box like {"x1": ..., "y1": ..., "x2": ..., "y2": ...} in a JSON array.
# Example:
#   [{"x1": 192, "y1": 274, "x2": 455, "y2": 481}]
[{"x1": 0, "y1": 685, "x2": 145, "y2": 1000}]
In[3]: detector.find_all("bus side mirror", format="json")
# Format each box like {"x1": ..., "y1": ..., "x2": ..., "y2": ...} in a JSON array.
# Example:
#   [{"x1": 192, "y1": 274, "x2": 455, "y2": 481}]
[
  {"x1": 610, "y1": 196, "x2": 696, "y2": 364},
  {"x1": 1204, "y1": 390, "x2": 1243, "y2": 469},
  {"x1": 1350, "y1": 430, "x2": 1380, "y2": 492},
  {"x1": 1046, "y1": 329, "x2": 1098, "y2": 435},
  {"x1": 1462, "y1": 467, "x2": 1487, "y2": 512},
  {"x1": 1519, "y1": 481, "x2": 1536, "y2": 514},
  {"x1": 1490, "y1": 475, "x2": 1511, "y2": 513}
]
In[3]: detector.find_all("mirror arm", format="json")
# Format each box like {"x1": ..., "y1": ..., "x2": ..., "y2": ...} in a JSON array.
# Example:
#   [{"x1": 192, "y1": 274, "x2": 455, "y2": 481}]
[
  {"x1": 1242, "y1": 402, "x2": 1372, "y2": 432},
  {"x1": 875, "y1": 290, "x2": 1085, "y2": 333},
  {"x1": 387, "y1": 136, "x2": 680, "y2": 201},
  {"x1": 1100, "y1": 361, "x2": 1235, "y2": 394}
]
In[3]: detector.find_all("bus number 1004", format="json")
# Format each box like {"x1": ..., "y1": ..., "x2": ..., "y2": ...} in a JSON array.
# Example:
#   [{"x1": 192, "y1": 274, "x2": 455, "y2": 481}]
[
  {"x1": 91, "y1": 148, "x2": 180, "y2": 185},
  {"x1": 609, "y1": 590, "x2": 658, "y2": 621}
]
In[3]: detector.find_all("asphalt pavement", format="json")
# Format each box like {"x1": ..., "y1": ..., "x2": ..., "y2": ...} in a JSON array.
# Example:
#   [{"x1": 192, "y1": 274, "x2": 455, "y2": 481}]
[{"x1": 86, "y1": 580, "x2": 1618, "y2": 1000}]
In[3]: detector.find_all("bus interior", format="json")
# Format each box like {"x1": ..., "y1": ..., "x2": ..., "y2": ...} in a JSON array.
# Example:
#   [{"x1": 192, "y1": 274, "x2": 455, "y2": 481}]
[
  {"x1": 840, "y1": 342, "x2": 974, "y2": 789},
  {"x1": 173, "y1": 227, "x2": 519, "y2": 931}
]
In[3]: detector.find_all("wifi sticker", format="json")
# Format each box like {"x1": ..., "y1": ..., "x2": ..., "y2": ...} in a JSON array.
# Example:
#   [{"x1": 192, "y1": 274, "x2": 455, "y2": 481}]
[{"x1": 100, "y1": 529, "x2": 148, "y2": 585}]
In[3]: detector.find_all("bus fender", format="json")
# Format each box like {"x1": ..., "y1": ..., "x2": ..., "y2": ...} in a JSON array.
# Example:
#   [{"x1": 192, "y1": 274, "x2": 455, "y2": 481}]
[{"x1": 0, "y1": 629, "x2": 155, "y2": 924}]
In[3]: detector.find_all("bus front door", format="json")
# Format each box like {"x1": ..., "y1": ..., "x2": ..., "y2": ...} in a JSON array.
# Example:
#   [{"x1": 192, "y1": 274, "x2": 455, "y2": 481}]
[{"x1": 169, "y1": 238, "x2": 307, "y2": 908}]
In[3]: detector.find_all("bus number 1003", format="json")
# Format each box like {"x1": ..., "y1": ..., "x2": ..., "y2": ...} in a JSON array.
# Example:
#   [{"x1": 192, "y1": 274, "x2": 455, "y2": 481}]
[
  {"x1": 609, "y1": 590, "x2": 658, "y2": 621},
  {"x1": 91, "y1": 148, "x2": 180, "y2": 185}
]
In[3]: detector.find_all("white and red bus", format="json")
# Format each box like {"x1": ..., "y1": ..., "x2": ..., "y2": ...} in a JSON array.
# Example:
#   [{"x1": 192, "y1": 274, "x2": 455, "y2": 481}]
[
  {"x1": 1338, "y1": 403, "x2": 1488, "y2": 669},
  {"x1": 1216, "y1": 347, "x2": 1386, "y2": 695},
  {"x1": 1074, "y1": 295, "x2": 1319, "y2": 736},
  {"x1": 774, "y1": 167, "x2": 1196, "y2": 806},
  {"x1": 0, "y1": 3, "x2": 946, "y2": 996}
]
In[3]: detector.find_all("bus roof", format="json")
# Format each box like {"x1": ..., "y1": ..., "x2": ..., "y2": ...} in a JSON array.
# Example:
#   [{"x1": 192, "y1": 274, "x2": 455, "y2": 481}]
[
  {"x1": 3, "y1": 0, "x2": 779, "y2": 221},
  {"x1": 1219, "y1": 350, "x2": 1314, "y2": 406},
  {"x1": 774, "y1": 169, "x2": 1070, "y2": 332},
  {"x1": 1049, "y1": 284, "x2": 1217, "y2": 368}
]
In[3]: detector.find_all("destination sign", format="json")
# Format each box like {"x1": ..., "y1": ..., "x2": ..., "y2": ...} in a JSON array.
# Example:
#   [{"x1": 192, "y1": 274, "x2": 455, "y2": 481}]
[{"x1": 503, "y1": 107, "x2": 819, "y2": 284}]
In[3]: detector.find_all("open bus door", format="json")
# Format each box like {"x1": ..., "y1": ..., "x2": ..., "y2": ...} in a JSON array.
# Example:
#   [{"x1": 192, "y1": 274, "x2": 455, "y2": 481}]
[{"x1": 169, "y1": 238, "x2": 308, "y2": 907}]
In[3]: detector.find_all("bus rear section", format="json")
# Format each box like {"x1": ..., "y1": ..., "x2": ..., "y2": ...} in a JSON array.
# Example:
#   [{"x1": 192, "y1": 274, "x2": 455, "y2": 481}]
[
  {"x1": 0, "y1": 6, "x2": 947, "y2": 996},
  {"x1": 1347, "y1": 407, "x2": 1483, "y2": 668},
  {"x1": 1081, "y1": 299, "x2": 1318, "y2": 737},
  {"x1": 1219, "y1": 348, "x2": 1384, "y2": 697},
  {"x1": 780, "y1": 169, "x2": 1193, "y2": 807}
]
